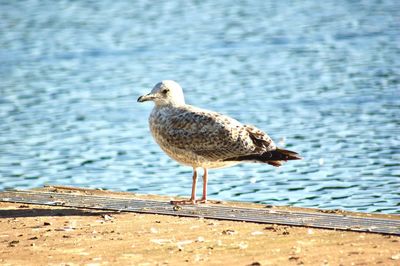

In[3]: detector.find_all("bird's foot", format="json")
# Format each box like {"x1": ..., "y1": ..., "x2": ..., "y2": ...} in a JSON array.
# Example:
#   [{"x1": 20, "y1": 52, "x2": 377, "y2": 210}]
[
  {"x1": 170, "y1": 198, "x2": 207, "y2": 205},
  {"x1": 195, "y1": 198, "x2": 207, "y2": 204}
]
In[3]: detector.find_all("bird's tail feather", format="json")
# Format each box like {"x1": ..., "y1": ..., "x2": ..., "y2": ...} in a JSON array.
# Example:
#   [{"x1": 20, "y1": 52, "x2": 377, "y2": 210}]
[
  {"x1": 224, "y1": 148, "x2": 301, "y2": 167},
  {"x1": 271, "y1": 148, "x2": 302, "y2": 160}
]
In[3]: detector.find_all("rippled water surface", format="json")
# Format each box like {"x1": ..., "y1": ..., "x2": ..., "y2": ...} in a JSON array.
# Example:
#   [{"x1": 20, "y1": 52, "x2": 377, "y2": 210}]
[{"x1": 1, "y1": 0, "x2": 399, "y2": 213}]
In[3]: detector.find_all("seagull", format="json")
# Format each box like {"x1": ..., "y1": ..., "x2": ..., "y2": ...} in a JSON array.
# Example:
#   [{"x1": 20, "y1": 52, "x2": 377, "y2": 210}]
[{"x1": 138, "y1": 80, "x2": 301, "y2": 205}]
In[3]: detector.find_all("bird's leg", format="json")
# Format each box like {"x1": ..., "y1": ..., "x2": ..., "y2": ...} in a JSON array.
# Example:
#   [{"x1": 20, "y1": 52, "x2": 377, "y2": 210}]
[
  {"x1": 195, "y1": 168, "x2": 208, "y2": 204},
  {"x1": 189, "y1": 168, "x2": 198, "y2": 202},
  {"x1": 171, "y1": 168, "x2": 197, "y2": 205}
]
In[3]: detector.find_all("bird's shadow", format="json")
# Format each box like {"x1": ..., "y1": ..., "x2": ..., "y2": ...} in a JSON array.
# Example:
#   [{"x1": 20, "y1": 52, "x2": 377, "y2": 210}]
[{"x1": 0, "y1": 206, "x2": 116, "y2": 219}]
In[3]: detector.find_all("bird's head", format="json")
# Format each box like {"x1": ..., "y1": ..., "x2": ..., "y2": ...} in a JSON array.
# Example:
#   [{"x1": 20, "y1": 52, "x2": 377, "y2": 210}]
[{"x1": 137, "y1": 80, "x2": 185, "y2": 107}]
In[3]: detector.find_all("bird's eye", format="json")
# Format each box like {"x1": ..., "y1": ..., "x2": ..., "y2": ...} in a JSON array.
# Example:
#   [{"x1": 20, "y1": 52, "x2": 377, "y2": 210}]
[{"x1": 161, "y1": 89, "x2": 169, "y2": 94}]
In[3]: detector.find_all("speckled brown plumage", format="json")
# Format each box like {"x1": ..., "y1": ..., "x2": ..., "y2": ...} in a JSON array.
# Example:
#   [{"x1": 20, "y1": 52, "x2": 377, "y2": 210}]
[{"x1": 149, "y1": 104, "x2": 281, "y2": 168}]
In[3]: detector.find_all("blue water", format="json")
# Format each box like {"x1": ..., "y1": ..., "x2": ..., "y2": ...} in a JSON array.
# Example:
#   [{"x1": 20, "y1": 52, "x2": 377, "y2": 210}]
[{"x1": 1, "y1": 0, "x2": 399, "y2": 213}]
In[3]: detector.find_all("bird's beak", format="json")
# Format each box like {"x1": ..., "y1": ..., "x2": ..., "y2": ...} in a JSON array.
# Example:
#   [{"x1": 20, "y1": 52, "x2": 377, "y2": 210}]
[{"x1": 137, "y1": 93, "x2": 155, "y2": 103}]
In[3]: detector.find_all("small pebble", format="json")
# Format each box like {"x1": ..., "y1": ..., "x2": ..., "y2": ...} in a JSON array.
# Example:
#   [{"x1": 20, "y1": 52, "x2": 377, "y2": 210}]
[
  {"x1": 9, "y1": 240, "x2": 19, "y2": 247},
  {"x1": 222, "y1": 229, "x2": 236, "y2": 235},
  {"x1": 238, "y1": 242, "x2": 248, "y2": 249},
  {"x1": 101, "y1": 214, "x2": 113, "y2": 221},
  {"x1": 173, "y1": 205, "x2": 182, "y2": 211},
  {"x1": 391, "y1": 253, "x2": 400, "y2": 260},
  {"x1": 196, "y1": 236, "x2": 205, "y2": 242},
  {"x1": 264, "y1": 225, "x2": 278, "y2": 231}
]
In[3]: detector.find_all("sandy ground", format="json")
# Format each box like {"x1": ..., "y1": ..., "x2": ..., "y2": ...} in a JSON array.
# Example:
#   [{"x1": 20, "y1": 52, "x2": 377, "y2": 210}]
[{"x1": 0, "y1": 187, "x2": 399, "y2": 266}]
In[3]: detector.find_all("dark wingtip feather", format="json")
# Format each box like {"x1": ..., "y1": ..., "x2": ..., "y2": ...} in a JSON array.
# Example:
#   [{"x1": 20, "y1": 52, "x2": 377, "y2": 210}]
[
  {"x1": 223, "y1": 148, "x2": 301, "y2": 166},
  {"x1": 275, "y1": 148, "x2": 302, "y2": 160}
]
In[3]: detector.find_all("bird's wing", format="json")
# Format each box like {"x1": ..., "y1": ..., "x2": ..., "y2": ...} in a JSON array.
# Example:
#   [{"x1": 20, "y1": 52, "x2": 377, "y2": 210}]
[{"x1": 156, "y1": 106, "x2": 276, "y2": 161}]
